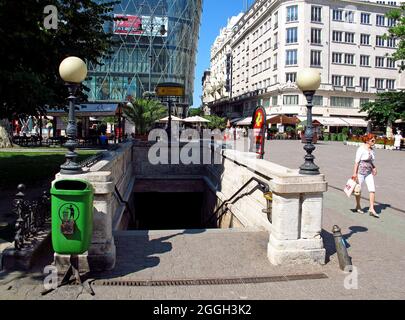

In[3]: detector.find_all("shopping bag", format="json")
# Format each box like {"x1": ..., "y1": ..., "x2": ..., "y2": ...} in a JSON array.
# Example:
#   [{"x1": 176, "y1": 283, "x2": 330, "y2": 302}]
[{"x1": 344, "y1": 178, "x2": 357, "y2": 198}]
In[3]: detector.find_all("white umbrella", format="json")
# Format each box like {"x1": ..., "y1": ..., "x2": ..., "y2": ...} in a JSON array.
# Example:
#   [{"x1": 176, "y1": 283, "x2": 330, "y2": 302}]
[
  {"x1": 183, "y1": 116, "x2": 210, "y2": 123},
  {"x1": 157, "y1": 116, "x2": 184, "y2": 123}
]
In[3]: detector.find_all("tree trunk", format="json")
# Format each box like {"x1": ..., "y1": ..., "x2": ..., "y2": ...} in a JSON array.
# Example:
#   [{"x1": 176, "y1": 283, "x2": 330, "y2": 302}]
[{"x1": 0, "y1": 119, "x2": 12, "y2": 148}]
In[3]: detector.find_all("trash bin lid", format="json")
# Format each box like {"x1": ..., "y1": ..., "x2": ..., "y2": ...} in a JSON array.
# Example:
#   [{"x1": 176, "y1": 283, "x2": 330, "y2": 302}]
[{"x1": 51, "y1": 179, "x2": 93, "y2": 196}]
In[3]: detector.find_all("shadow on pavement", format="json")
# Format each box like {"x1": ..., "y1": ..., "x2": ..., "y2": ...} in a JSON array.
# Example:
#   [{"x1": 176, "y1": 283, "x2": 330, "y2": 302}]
[{"x1": 91, "y1": 229, "x2": 206, "y2": 281}]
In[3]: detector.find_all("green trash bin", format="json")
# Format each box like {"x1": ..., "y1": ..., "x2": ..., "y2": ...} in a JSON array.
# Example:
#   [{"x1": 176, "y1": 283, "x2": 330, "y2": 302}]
[{"x1": 51, "y1": 179, "x2": 94, "y2": 255}]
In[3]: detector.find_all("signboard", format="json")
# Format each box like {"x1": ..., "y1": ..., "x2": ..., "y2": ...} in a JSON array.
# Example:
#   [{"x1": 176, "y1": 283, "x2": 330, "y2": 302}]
[
  {"x1": 114, "y1": 14, "x2": 168, "y2": 37},
  {"x1": 251, "y1": 106, "x2": 267, "y2": 159},
  {"x1": 156, "y1": 84, "x2": 185, "y2": 97}
]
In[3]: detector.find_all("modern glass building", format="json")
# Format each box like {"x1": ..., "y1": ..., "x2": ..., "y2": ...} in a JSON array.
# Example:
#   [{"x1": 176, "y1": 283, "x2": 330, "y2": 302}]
[{"x1": 86, "y1": 0, "x2": 202, "y2": 109}]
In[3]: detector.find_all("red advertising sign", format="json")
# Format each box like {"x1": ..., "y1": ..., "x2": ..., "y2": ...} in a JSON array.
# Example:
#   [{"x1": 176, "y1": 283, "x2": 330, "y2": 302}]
[
  {"x1": 114, "y1": 15, "x2": 143, "y2": 35},
  {"x1": 251, "y1": 106, "x2": 267, "y2": 159}
]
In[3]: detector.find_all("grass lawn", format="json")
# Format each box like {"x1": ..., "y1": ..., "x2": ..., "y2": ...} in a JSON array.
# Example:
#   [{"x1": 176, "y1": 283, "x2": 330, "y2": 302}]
[{"x1": 0, "y1": 150, "x2": 98, "y2": 190}]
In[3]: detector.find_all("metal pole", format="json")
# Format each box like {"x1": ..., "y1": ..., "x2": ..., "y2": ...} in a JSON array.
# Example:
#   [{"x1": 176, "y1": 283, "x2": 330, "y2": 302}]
[
  {"x1": 332, "y1": 225, "x2": 352, "y2": 271},
  {"x1": 299, "y1": 91, "x2": 320, "y2": 175},
  {"x1": 168, "y1": 99, "x2": 172, "y2": 142},
  {"x1": 60, "y1": 84, "x2": 82, "y2": 174},
  {"x1": 148, "y1": 23, "x2": 153, "y2": 93}
]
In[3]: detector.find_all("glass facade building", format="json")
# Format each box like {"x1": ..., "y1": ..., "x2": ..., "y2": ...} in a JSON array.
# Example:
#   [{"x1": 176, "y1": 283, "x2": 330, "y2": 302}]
[{"x1": 86, "y1": 0, "x2": 202, "y2": 107}]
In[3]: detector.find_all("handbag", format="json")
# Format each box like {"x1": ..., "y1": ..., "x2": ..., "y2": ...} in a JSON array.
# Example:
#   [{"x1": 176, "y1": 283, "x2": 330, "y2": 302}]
[{"x1": 344, "y1": 178, "x2": 357, "y2": 198}]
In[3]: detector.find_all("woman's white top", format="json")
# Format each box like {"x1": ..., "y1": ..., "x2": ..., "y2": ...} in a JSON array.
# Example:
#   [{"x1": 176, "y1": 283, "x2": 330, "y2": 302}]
[{"x1": 355, "y1": 145, "x2": 375, "y2": 163}]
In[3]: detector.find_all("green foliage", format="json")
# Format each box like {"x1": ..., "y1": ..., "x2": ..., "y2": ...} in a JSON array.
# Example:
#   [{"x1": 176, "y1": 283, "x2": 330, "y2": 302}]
[
  {"x1": 386, "y1": 4, "x2": 405, "y2": 69},
  {"x1": 353, "y1": 128, "x2": 364, "y2": 136},
  {"x1": 189, "y1": 107, "x2": 204, "y2": 117},
  {"x1": 0, "y1": 0, "x2": 119, "y2": 119},
  {"x1": 360, "y1": 91, "x2": 405, "y2": 127},
  {"x1": 203, "y1": 115, "x2": 227, "y2": 130},
  {"x1": 123, "y1": 98, "x2": 167, "y2": 135},
  {"x1": 341, "y1": 127, "x2": 349, "y2": 135}
]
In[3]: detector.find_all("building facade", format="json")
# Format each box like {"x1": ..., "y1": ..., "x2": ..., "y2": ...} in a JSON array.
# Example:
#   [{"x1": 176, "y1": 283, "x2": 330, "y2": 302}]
[
  {"x1": 204, "y1": 0, "x2": 404, "y2": 122},
  {"x1": 86, "y1": 0, "x2": 202, "y2": 110}
]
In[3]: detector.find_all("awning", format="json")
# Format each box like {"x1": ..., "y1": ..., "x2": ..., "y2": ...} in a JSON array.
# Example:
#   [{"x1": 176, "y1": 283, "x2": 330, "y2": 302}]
[
  {"x1": 267, "y1": 115, "x2": 300, "y2": 125},
  {"x1": 314, "y1": 117, "x2": 348, "y2": 127},
  {"x1": 46, "y1": 103, "x2": 121, "y2": 117},
  {"x1": 236, "y1": 117, "x2": 252, "y2": 126},
  {"x1": 341, "y1": 118, "x2": 368, "y2": 127}
]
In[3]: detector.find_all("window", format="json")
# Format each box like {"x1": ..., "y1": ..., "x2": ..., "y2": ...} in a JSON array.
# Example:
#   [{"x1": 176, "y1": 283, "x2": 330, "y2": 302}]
[
  {"x1": 345, "y1": 54, "x2": 354, "y2": 65},
  {"x1": 376, "y1": 36, "x2": 385, "y2": 47},
  {"x1": 332, "y1": 52, "x2": 342, "y2": 64},
  {"x1": 387, "y1": 79, "x2": 395, "y2": 90},
  {"x1": 345, "y1": 11, "x2": 354, "y2": 23},
  {"x1": 286, "y1": 49, "x2": 298, "y2": 65},
  {"x1": 332, "y1": 31, "x2": 343, "y2": 42},
  {"x1": 387, "y1": 38, "x2": 396, "y2": 48},
  {"x1": 360, "y1": 77, "x2": 369, "y2": 92},
  {"x1": 332, "y1": 75, "x2": 342, "y2": 86},
  {"x1": 283, "y1": 95, "x2": 299, "y2": 105},
  {"x1": 344, "y1": 76, "x2": 354, "y2": 87},
  {"x1": 311, "y1": 28, "x2": 322, "y2": 44},
  {"x1": 273, "y1": 53, "x2": 278, "y2": 69},
  {"x1": 360, "y1": 98, "x2": 370, "y2": 107},
  {"x1": 274, "y1": 11, "x2": 279, "y2": 29},
  {"x1": 361, "y1": 13, "x2": 370, "y2": 24},
  {"x1": 332, "y1": 9, "x2": 343, "y2": 21},
  {"x1": 360, "y1": 55, "x2": 370, "y2": 66},
  {"x1": 313, "y1": 96, "x2": 323, "y2": 106},
  {"x1": 286, "y1": 72, "x2": 297, "y2": 82},
  {"x1": 360, "y1": 34, "x2": 370, "y2": 45},
  {"x1": 387, "y1": 58, "x2": 396, "y2": 68},
  {"x1": 286, "y1": 27, "x2": 298, "y2": 43},
  {"x1": 345, "y1": 32, "x2": 354, "y2": 43},
  {"x1": 388, "y1": 18, "x2": 396, "y2": 27},
  {"x1": 311, "y1": 50, "x2": 322, "y2": 66},
  {"x1": 331, "y1": 97, "x2": 354, "y2": 108},
  {"x1": 376, "y1": 15, "x2": 385, "y2": 26},
  {"x1": 375, "y1": 78, "x2": 385, "y2": 89},
  {"x1": 376, "y1": 57, "x2": 385, "y2": 68},
  {"x1": 311, "y1": 6, "x2": 322, "y2": 22},
  {"x1": 287, "y1": 5, "x2": 298, "y2": 22},
  {"x1": 272, "y1": 96, "x2": 278, "y2": 106},
  {"x1": 274, "y1": 33, "x2": 278, "y2": 49}
]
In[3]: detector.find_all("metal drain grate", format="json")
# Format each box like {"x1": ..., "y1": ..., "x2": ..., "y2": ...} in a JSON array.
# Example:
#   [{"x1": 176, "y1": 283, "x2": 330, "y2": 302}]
[{"x1": 92, "y1": 273, "x2": 328, "y2": 287}]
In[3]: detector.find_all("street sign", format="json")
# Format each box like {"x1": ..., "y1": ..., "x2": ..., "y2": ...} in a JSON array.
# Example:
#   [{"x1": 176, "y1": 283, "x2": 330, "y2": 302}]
[
  {"x1": 251, "y1": 106, "x2": 267, "y2": 159},
  {"x1": 155, "y1": 83, "x2": 185, "y2": 97}
]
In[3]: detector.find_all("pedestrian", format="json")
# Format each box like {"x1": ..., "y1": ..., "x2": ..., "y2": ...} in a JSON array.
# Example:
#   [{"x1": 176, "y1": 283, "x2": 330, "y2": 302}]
[
  {"x1": 352, "y1": 133, "x2": 379, "y2": 218},
  {"x1": 394, "y1": 130, "x2": 403, "y2": 150}
]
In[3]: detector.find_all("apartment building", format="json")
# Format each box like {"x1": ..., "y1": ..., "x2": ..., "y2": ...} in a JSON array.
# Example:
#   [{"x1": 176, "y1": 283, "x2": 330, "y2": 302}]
[
  {"x1": 202, "y1": 13, "x2": 244, "y2": 117},
  {"x1": 204, "y1": 0, "x2": 405, "y2": 125}
]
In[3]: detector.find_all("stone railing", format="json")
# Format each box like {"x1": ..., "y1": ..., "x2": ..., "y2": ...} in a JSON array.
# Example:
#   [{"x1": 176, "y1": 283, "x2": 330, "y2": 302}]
[{"x1": 207, "y1": 149, "x2": 328, "y2": 265}]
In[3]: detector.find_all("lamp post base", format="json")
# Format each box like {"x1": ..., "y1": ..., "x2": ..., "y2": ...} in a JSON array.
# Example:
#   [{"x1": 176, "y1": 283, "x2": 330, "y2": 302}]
[
  {"x1": 60, "y1": 149, "x2": 82, "y2": 175},
  {"x1": 299, "y1": 164, "x2": 320, "y2": 176}
]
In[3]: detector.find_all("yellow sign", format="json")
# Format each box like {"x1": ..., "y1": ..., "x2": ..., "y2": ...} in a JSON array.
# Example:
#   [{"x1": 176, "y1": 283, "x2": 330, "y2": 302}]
[{"x1": 156, "y1": 86, "x2": 185, "y2": 97}]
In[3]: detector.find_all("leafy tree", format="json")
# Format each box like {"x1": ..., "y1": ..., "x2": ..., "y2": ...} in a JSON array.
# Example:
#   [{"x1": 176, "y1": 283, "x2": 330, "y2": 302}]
[
  {"x1": 0, "y1": 0, "x2": 119, "y2": 120},
  {"x1": 123, "y1": 98, "x2": 167, "y2": 135},
  {"x1": 203, "y1": 115, "x2": 227, "y2": 130},
  {"x1": 360, "y1": 91, "x2": 405, "y2": 134},
  {"x1": 386, "y1": 4, "x2": 405, "y2": 70},
  {"x1": 189, "y1": 107, "x2": 204, "y2": 117}
]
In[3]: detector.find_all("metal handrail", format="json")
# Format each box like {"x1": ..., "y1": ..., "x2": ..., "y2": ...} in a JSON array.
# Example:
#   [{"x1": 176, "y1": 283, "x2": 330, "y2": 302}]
[
  {"x1": 114, "y1": 186, "x2": 135, "y2": 226},
  {"x1": 79, "y1": 152, "x2": 104, "y2": 168},
  {"x1": 205, "y1": 177, "x2": 271, "y2": 226}
]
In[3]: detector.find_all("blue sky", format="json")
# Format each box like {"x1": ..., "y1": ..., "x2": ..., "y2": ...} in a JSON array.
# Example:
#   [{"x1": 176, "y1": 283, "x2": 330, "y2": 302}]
[{"x1": 192, "y1": 0, "x2": 252, "y2": 108}]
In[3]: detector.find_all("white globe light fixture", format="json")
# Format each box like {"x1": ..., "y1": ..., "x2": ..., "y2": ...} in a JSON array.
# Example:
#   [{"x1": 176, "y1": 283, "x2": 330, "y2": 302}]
[
  {"x1": 59, "y1": 57, "x2": 88, "y2": 175},
  {"x1": 296, "y1": 68, "x2": 321, "y2": 175},
  {"x1": 59, "y1": 57, "x2": 88, "y2": 83}
]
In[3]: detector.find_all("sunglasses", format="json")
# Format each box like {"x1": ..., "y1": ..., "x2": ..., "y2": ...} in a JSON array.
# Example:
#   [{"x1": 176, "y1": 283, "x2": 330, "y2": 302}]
[{"x1": 370, "y1": 139, "x2": 376, "y2": 143}]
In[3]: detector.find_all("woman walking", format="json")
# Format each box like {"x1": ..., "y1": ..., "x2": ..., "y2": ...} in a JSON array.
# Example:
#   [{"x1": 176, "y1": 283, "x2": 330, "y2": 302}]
[{"x1": 352, "y1": 133, "x2": 379, "y2": 218}]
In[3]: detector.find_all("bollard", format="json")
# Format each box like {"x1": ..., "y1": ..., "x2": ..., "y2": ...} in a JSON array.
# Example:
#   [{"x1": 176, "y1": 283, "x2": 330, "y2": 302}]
[{"x1": 332, "y1": 225, "x2": 352, "y2": 271}]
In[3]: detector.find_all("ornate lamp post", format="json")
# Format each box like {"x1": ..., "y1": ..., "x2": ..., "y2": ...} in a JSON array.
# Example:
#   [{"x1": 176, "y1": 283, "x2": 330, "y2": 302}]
[
  {"x1": 59, "y1": 57, "x2": 88, "y2": 174},
  {"x1": 296, "y1": 68, "x2": 321, "y2": 175}
]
